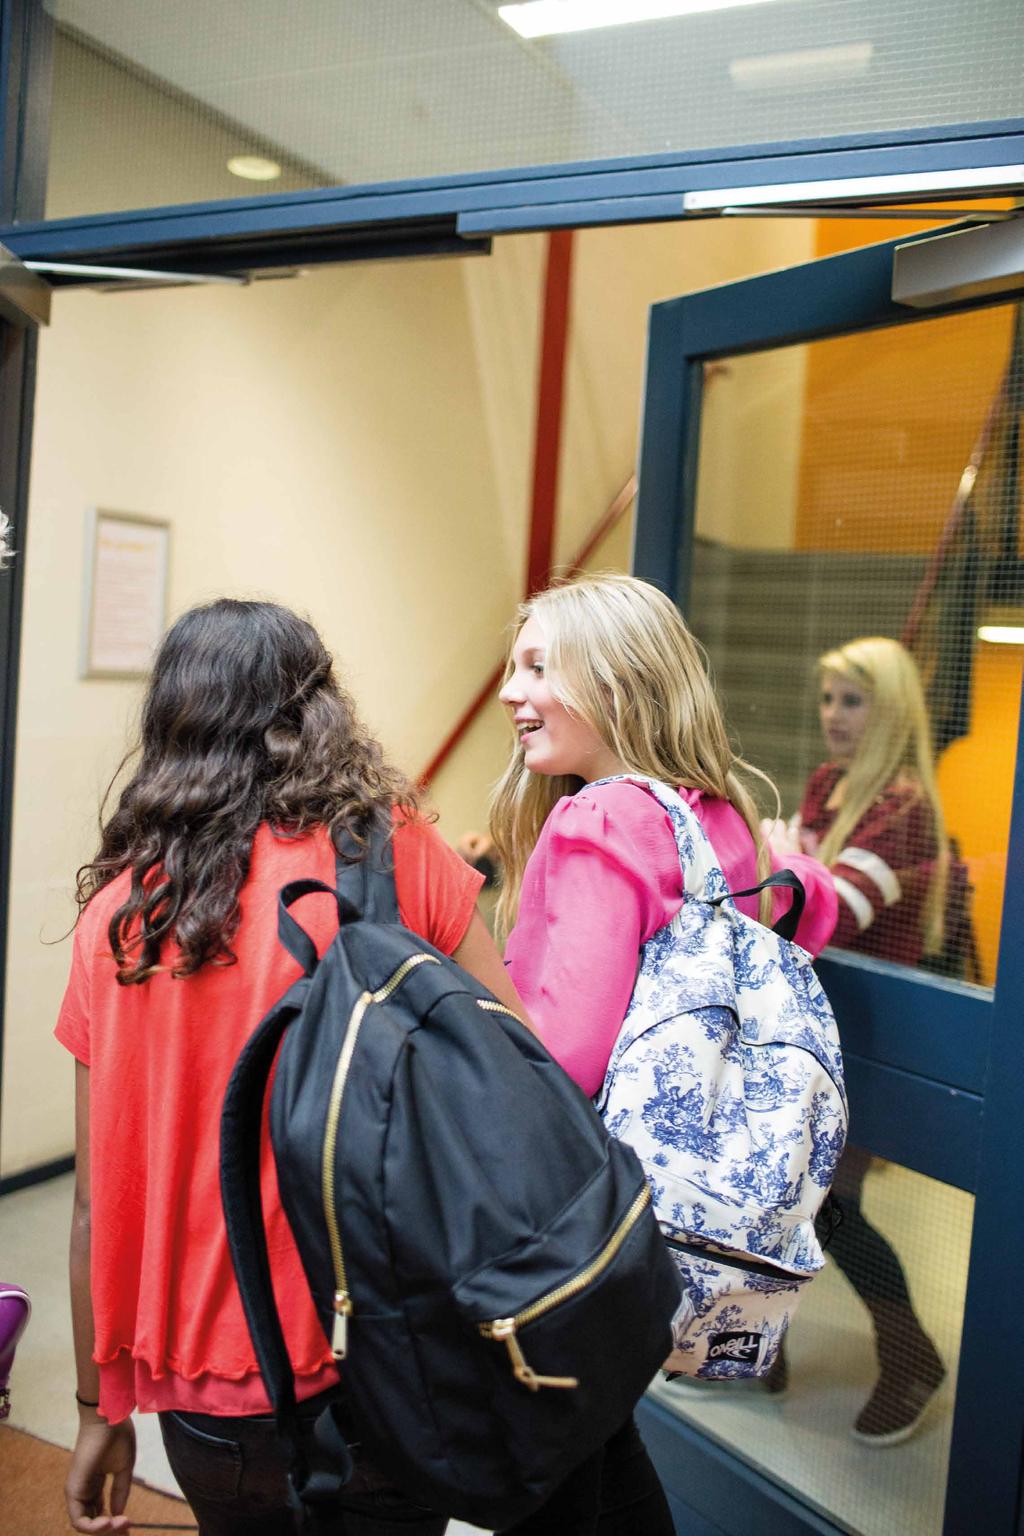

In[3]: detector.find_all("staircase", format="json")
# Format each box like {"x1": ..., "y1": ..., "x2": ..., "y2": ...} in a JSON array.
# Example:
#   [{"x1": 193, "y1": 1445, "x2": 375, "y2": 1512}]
[{"x1": 688, "y1": 539, "x2": 927, "y2": 815}]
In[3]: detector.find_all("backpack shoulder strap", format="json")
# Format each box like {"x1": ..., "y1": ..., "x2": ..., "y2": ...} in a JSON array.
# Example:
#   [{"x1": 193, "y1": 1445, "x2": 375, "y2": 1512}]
[
  {"x1": 334, "y1": 815, "x2": 400, "y2": 926},
  {"x1": 711, "y1": 868, "x2": 806, "y2": 942},
  {"x1": 588, "y1": 774, "x2": 730, "y2": 901},
  {"x1": 220, "y1": 978, "x2": 356, "y2": 1512},
  {"x1": 588, "y1": 775, "x2": 805, "y2": 937},
  {"x1": 221, "y1": 874, "x2": 360, "y2": 1505},
  {"x1": 219, "y1": 977, "x2": 310, "y2": 1477},
  {"x1": 221, "y1": 872, "x2": 368, "y2": 1517}
]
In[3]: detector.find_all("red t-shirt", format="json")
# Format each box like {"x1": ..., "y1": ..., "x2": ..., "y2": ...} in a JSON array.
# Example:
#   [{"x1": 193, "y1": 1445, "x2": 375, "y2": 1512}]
[
  {"x1": 55, "y1": 815, "x2": 483, "y2": 1423},
  {"x1": 799, "y1": 764, "x2": 938, "y2": 965}
]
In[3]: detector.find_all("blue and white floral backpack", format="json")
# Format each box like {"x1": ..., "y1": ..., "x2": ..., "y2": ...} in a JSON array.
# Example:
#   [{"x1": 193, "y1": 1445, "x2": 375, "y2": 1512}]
[{"x1": 594, "y1": 777, "x2": 848, "y2": 1380}]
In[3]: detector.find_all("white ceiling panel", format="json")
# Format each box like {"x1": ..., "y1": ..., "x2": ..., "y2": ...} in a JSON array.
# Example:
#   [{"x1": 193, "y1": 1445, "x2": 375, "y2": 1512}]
[{"x1": 43, "y1": 0, "x2": 1024, "y2": 216}]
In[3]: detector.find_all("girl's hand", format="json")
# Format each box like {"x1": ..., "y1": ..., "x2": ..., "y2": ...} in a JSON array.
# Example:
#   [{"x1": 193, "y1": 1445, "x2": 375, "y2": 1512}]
[
  {"x1": 455, "y1": 830, "x2": 495, "y2": 865},
  {"x1": 799, "y1": 826, "x2": 820, "y2": 856},
  {"x1": 760, "y1": 817, "x2": 802, "y2": 858},
  {"x1": 65, "y1": 1409, "x2": 136, "y2": 1533}
]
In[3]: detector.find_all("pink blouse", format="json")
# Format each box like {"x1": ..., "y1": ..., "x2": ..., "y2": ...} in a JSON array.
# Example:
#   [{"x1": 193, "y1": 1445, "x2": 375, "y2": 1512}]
[{"x1": 505, "y1": 781, "x2": 837, "y2": 1097}]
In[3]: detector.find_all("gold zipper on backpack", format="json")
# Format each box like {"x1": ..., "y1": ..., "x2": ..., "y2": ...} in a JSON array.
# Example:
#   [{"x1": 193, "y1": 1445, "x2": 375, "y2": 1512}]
[
  {"x1": 478, "y1": 1183, "x2": 652, "y2": 1392},
  {"x1": 477, "y1": 999, "x2": 526, "y2": 1026},
  {"x1": 322, "y1": 952, "x2": 441, "y2": 1359}
]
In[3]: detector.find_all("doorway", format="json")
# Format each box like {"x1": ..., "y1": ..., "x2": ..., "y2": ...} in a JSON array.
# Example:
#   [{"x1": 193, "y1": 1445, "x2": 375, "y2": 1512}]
[{"x1": 633, "y1": 223, "x2": 1024, "y2": 1536}]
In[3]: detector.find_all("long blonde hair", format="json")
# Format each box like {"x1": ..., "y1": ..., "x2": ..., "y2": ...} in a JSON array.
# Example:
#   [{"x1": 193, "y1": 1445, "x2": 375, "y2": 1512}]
[
  {"x1": 816, "y1": 636, "x2": 947, "y2": 954},
  {"x1": 490, "y1": 574, "x2": 777, "y2": 939}
]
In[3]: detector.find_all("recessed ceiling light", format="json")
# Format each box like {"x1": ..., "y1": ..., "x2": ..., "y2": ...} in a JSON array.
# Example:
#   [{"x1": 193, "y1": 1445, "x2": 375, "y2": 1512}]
[
  {"x1": 227, "y1": 155, "x2": 282, "y2": 182},
  {"x1": 499, "y1": 0, "x2": 780, "y2": 38}
]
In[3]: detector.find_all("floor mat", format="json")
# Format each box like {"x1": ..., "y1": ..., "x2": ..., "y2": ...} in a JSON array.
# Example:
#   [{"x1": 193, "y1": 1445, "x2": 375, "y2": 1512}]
[{"x1": 0, "y1": 1423, "x2": 196, "y2": 1534}]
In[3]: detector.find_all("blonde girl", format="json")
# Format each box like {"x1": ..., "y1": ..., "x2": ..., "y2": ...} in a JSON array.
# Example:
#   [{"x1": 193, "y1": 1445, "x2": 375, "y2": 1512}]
[
  {"x1": 492, "y1": 574, "x2": 836, "y2": 1098},
  {"x1": 782, "y1": 635, "x2": 947, "y2": 964},
  {"x1": 488, "y1": 574, "x2": 837, "y2": 1534},
  {"x1": 767, "y1": 636, "x2": 947, "y2": 1445}
]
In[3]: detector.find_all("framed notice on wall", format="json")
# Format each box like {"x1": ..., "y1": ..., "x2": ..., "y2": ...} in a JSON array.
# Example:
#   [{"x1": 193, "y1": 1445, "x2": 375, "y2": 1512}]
[{"x1": 80, "y1": 509, "x2": 170, "y2": 679}]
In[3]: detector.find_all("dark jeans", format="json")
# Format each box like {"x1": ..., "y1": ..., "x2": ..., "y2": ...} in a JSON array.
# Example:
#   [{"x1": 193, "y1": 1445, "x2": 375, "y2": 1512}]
[
  {"x1": 158, "y1": 1390, "x2": 447, "y2": 1536},
  {"x1": 499, "y1": 1416, "x2": 674, "y2": 1536},
  {"x1": 160, "y1": 1397, "x2": 669, "y2": 1536}
]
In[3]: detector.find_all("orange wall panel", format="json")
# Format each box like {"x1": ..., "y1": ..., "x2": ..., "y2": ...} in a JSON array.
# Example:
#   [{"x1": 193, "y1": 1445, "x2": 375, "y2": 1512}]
[
  {"x1": 936, "y1": 644, "x2": 1023, "y2": 986},
  {"x1": 795, "y1": 213, "x2": 1015, "y2": 556},
  {"x1": 794, "y1": 307, "x2": 1014, "y2": 555},
  {"x1": 799, "y1": 214, "x2": 1020, "y2": 986}
]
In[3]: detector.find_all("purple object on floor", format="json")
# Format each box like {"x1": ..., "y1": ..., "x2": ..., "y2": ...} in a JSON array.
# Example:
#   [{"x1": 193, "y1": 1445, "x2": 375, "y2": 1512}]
[{"x1": 0, "y1": 1283, "x2": 31, "y2": 1420}]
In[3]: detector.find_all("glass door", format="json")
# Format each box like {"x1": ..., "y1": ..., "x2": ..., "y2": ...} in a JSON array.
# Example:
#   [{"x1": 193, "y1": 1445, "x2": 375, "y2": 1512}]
[
  {"x1": 632, "y1": 225, "x2": 1024, "y2": 1536},
  {"x1": 0, "y1": 255, "x2": 49, "y2": 1189}
]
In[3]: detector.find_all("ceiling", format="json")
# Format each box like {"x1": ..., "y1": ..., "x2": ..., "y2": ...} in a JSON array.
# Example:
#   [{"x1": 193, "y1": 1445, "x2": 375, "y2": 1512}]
[{"x1": 49, "y1": 0, "x2": 1024, "y2": 193}]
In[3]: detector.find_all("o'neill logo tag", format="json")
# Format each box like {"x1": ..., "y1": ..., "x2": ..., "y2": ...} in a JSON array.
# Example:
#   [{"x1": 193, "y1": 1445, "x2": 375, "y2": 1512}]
[{"x1": 707, "y1": 1330, "x2": 764, "y2": 1364}]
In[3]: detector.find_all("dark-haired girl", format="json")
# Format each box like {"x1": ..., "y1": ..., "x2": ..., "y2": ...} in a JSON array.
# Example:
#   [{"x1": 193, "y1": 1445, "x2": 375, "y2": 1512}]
[{"x1": 58, "y1": 599, "x2": 526, "y2": 1535}]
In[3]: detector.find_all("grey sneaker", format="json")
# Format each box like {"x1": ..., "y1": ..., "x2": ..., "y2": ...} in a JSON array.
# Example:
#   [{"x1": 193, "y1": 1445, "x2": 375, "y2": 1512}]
[{"x1": 851, "y1": 1357, "x2": 946, "y2": 1447}]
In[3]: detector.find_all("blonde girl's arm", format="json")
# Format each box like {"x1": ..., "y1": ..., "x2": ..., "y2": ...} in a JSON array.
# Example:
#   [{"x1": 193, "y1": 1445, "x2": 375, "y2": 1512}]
[
  {"x1": 66, "y1": 1060, "x2": 136, "y2": 1534},
  {"x1": 453, "y1": 909, "x2": 537, "y2": 1032},
  {"x1": 504, "y1": 787, "x2": 680, "y2": 1097}
]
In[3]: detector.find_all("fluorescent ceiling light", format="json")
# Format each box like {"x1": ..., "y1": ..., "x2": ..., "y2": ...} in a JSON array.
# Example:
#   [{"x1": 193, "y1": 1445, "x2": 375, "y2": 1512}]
[
  {"x1": 977, "y1": 625, "x2": 1024, "y2": 645},
  {"x1": 684, "y1": 165, "x2": 1024, "y2": 212},
  {"x1": 730, "y1": 43, "x2": 873, "y2": 90},
  {"x1": 499, "y1": 0, "x2": 780, "y2": 40},
  {"x1": 227, "y1": 155, "x2": 281, "y2": 182}
]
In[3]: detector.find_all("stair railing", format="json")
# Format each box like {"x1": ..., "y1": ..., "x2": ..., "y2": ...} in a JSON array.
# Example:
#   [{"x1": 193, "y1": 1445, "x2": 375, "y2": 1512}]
[{"x1": 417, "y1": 475, "x2": 637, "y2": 788}]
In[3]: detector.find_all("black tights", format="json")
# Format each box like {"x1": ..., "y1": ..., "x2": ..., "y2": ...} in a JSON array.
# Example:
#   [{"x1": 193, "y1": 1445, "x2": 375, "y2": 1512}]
[{"x1": 826, "y1": 1145, "x2": 941, "y2": 1377}]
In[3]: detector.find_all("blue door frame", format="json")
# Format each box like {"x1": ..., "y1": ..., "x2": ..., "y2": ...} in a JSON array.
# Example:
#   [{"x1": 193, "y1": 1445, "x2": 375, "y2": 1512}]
[
  {"x1": 0, "y1": 117, "x2": 1022, "y2": 271},
  {"x1": 632, "y1": 232, "x2": 1024, "y2": 1536}
]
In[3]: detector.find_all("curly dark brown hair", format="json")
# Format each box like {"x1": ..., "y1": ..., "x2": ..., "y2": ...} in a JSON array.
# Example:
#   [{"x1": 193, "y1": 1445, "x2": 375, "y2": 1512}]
[{"x1": 77, "y1": 598, "x2": 416, "y2": 983}]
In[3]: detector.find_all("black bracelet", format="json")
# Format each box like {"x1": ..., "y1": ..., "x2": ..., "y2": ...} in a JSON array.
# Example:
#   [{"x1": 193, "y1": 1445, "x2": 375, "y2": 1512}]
[{"x1": 75, "y1": 1390, "x2": 100, "y2": 1408}]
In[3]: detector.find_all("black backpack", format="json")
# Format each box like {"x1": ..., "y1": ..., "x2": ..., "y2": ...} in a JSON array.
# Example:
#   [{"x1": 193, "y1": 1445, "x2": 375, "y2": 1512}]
[{"x1": 220, "y1": 828, "x2": 680, "y2": 1530}]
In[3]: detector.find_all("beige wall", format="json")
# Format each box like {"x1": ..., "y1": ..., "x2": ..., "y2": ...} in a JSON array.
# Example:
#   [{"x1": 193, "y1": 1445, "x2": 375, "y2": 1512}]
[
  {"x1": 560, "y1": 219, "x2": 815, "y2": 566},
  {"x1": 694, "y1": 342, "x2": 812, "y2": 551},
  {"x1": 429, "y1": 217, "x2": 817, "y2": 847},
  {"x1": 2, "y1": 191, "x2": 813, "y2": 1175},
  {"x1": 1, "y1": 240, "x2": 545, "y2": 1175},
  {"x1": 0, "y1": 3, "x2": 977, "y2": 1200}
]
